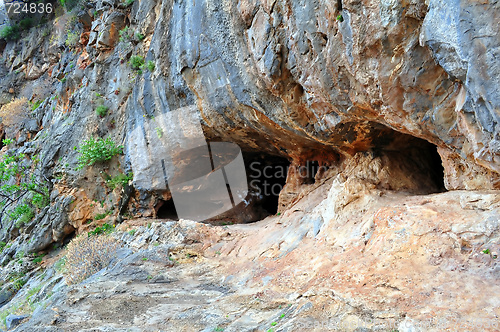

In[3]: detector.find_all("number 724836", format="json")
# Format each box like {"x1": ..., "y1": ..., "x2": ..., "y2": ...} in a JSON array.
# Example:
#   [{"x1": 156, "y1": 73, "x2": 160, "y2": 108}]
[{"x1": 5, "y1": 2, "x2": 53, "y2": 14}]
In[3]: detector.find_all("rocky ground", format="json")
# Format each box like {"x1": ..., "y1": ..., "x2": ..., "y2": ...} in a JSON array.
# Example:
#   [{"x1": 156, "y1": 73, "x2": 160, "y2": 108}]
[{"x1": 2, "y1": 173, "x2": 499, "y2": 331}]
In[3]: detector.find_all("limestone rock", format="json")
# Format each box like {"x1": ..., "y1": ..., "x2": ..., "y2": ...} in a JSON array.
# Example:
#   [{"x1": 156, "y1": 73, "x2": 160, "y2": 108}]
[{"x1": 5, "y1": 314, "x2": 28, "y2": 330}]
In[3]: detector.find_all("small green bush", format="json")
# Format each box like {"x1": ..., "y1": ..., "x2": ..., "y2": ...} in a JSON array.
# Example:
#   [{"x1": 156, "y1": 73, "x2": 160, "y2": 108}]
[
  {"x1": 76, "y1": 137, "x2": 123, "y2": 170},
  {"x1": 32, "y1": 193, "x2": 49, "y2": 209},
  {"x1": 93, "y1": 211, "x2": 112, "y2": 221},
  {"x1": 135, "y1": 32, "x2": 144, "y2": 41},
  {"x1": 106, "y1": 173, "x2": 133, "y2": 189},
  {"x1": 30, "y1": 100, "x2": 42, "y2": 111},
  {"x1": 88, "y1": 223, "x2": 114, "y2": 236},
  {"x1": 125, "y1": 0, "x2": 135, "y2": 6},
  {"x1": 0, "y1": 25, "x2": 20, "y2": 41},
  {"x1": 129, "y1": 55, "x2": 144, "y2": 70},
  {"x1": 119, "y1": 26, "x2": 130, "y2": 43},
  {"x1": 146, "y1": 60, "x2": 155, "y2": 72},
  {"x1": 65, "y1": 31, "x2": 79, "y2": 48},
  {"x1": 2, "y1": 138, "x2": 13, "y2": 146},
  {"x1": 10, "y1": 204, "x2": 35, "y2": 227},
  {"x1": 95, "y1": 105, "x2": 109, "y2": 117},
  {"x1": 12, "y1": 278, "x2": 27, "y2": 290}
]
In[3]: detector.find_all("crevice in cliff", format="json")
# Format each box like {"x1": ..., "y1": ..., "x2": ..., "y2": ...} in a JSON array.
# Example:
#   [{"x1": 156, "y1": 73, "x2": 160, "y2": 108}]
[{"x1": 425, "y1": 144, "x2": 446, "y2": 192}]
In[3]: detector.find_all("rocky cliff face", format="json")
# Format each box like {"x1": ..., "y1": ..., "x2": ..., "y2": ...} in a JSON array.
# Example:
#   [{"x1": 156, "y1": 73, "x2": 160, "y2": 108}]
[{"x1": 0, "y1": 0, "x2": 499, "y2": 330}]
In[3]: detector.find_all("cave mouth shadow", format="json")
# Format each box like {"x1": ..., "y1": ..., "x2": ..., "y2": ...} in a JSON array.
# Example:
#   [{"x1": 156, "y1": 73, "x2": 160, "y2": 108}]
[
  {"x1": 244, "y1": 152, "x2": 290, "y2": 216},
  {"x1": 155, "y1": 199, "x2": 179, "y2": 221}
]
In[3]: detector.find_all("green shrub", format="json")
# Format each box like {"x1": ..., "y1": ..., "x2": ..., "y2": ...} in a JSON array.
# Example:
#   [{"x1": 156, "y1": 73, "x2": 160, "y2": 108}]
[
  {"x1": 10, "y1": 204, "x2": 35, "y2": 228},
  {"x1": 30, "y1": 100, "x2": 42, "y2": 111},
  {"x1": 119, "y1": 26, "x2": 130, "y2": 43},
  {"x1": 135, "y1": 32, "x2": 144, "y2": 41},
  {"x1": 12, "y1": 278, "x2": 27, "y2": 290},
  {"x1": 146, "y1": 60, "x2": 155, "y2": 72},
  {"x1": 0, "y1": 25, "x2": 20, "y2": 41},
  {"x1": 88, "y1": 223, "x2": 115, "y2": 236},
  {"x1": 129, "y1": 55, "x2": 144, "y2": 70},
  {"x1": 64, "y1": 234, "x2": 120, "y2": 284},
  {"x1": 2, "y1": 138, "x2": 13, "y2": 146},
  {"x1": 32, "y1": 193, "x2": 49, "y2": 209},
  {"x1": 8, "y1": 271, "x2": 26, "y2": 290},
  {"x1": 0, "y1": 149, "x2": 49, "y2": 227},
  {"x1": 93, "y1": 211, "x2": 112, "y2": 221},
  {"x1": 76, "y1": 137, "x2": 123, "y2": 170},
  {"x1": 65, "y1": 31, "x2": 79, "y2": 48},
  {"x1": 88, "y1": 223, "x2": 114, "y2": 235},
  {"x1": 95, "y1": 105, "x2": 108, "y2": 117},
  {"x1": 125, "y1": 0, "x2": 135, "y2": 6},
  {"x1": 106, "y1": 173, "x2": 133, "y2": 189}
]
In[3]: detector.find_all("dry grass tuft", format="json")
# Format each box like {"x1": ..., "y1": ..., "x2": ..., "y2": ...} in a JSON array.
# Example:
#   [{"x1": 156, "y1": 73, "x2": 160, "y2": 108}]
[
  {"x1": 64, "y1": 234, "x2": 120, "y2": 285},
  {"x1": 0, "y1": 98, "x2": 29, "y2": 126}
]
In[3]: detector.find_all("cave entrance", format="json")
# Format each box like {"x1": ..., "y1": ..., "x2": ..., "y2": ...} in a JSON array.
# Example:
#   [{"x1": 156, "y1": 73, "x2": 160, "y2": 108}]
[
  {"x1": 425, "y1": 143, "x2": 446, "y2": 192},
  {"x1": 62, "y1": 229, "x2": 76, "y2": 247},
  {"x1": 246, "y1": 153, "x2": 290, "y2": 216},
  {"x1": 367, "y1": 125, "x2": 446, "y2": 194},
  {"x1": 390, "y1": 137, "x2": 446, "y2": 194},
  {"x1": 202, "y1": 152, "x2": 290, "y2": 225},
  {"x1": 153, "y1": 152, "x2": 290, "y2": 224},
  {"x1": 156, "y1": 199, "x2": 179, "y2": 220}
]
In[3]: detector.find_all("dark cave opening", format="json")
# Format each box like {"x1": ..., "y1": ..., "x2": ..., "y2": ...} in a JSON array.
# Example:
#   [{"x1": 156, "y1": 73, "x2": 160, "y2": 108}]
[
  {"x1": 245, "y1": 152, "x2": 290, "y2": 216},
  {"x1": 156, "y1": 199, "x2": 179, "y2": 220},
  {"x1": 426, "y1": 144, "x2": 446, "y2": 192},
  {"x1": 368, "y1": 127, "x2": 447, "y2": 194},
  {"x1": 61, "y1": 229, "x2": 76, "y2": 248},
  {"x1": 155, "y1": 151, "x2": 291, "y2": 224},
  {"x1": 394, "y1": 138, "x2": 446, "y2": 194}
]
